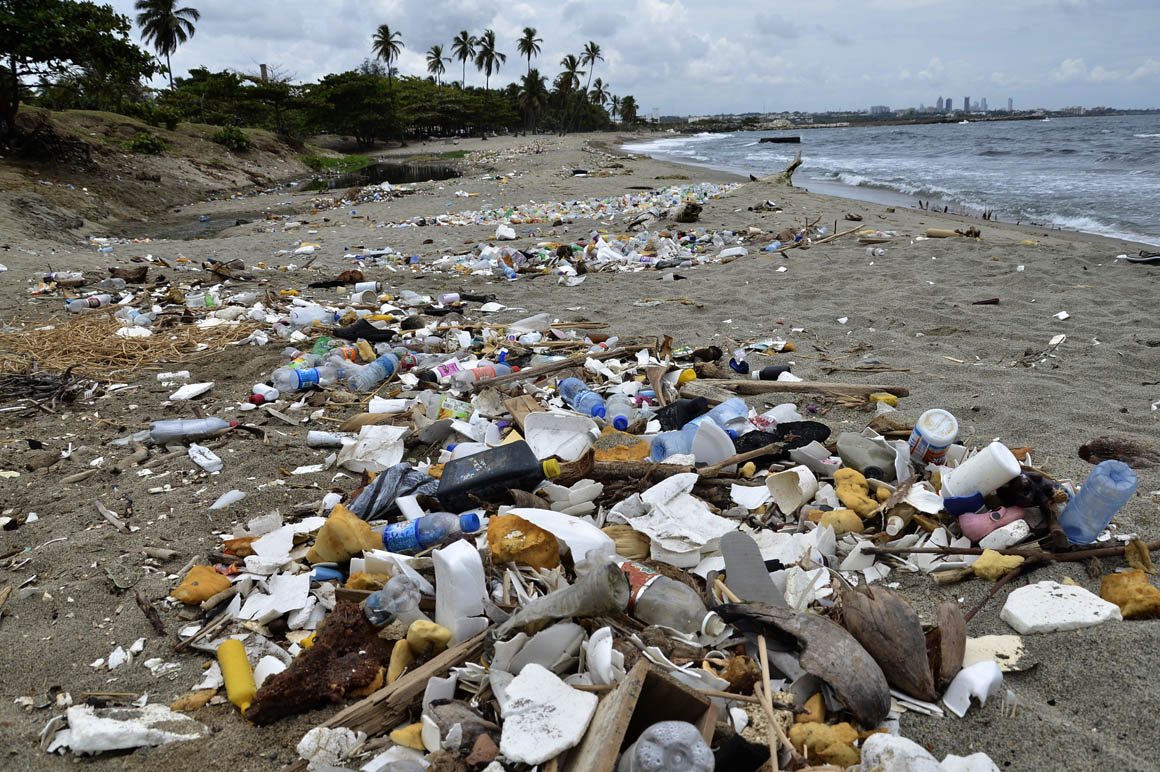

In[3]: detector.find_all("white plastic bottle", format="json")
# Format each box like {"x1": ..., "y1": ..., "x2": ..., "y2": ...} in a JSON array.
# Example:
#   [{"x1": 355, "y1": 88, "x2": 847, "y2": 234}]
[{"x1": 66, "y1": 294, "x2": 113, "y2": 313}]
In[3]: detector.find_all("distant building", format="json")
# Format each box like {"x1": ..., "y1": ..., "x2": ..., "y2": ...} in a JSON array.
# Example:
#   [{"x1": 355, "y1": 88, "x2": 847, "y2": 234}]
[
  {"x1": 868, "y1": 105, "x2": 891, "y2": 115},
  {"x1": 936, "y1": 96, "x2": 944, "y2": 111},
  {"x1": 1008, "y1": 97, "x2": 1013, "y2": 112},
  {"x1": 964, "y1": 95, "x2": 970, "y2": 112},
  {"x1": 981, "y1": 97, "x2": 988, "y2": 112},
  {"x1": 945, "y1": 97, "x2": 953, "y2": 112}
]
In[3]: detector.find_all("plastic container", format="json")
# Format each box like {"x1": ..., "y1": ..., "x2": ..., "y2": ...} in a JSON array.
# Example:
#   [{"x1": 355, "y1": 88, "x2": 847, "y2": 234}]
[
  {"x1": 216, "y1": 639, "x2": 256, "y2": 714},
  {"x1": 98, "y1": 277, "x2": 127, "y2": 290},
  {"x1": 750, "y1": 365, "x2": 791, "y2": 381},
  {"x1": 908, "y1": 409, "x2": 959, "y2": 465},
  {"x1": 438, "y1": 292, "x2": 460, "y2": 306},
  {"x1": 436, "y1": 440, "x2": 561, "y2": 512},
  {"x1": 606, "y1": 394, "x2": 636, "y2": 431},
  {"x1": 617, "y1": 720, "x2": 714, "y2": 772},
  {"x1": 271, "y1": 364, "x2": 340, "y2": 391},
  {"x1": 252, "y1": 383, "x2": 280, "y2": 402},
  {"x1": 837, "y1": 432, "x2": 897, "y2": 481},
  {"x1": 617, "y1": 559, "x2": 724, "y2": 636},
  {"x1": 1058, "y1": 460, "x2": 1138, "y2": 545},
  {"x1": 449, "y1": 363, "x2": 517, "y2": 390},
  {"x1": 149, "y1": 417, "x2": 231, "y2": 445},
  {"x1": 353, "y1": 281, "x2": 381, "y2": 293},
  {"x1": 942, "y1": 441, "x2": 1021, "y2": 498},
  {"x1": 382, "y1": 512, "x2": 481, "y2": 554},
  {"x1": 559, "y1": 377, "x2": 607, "y2": 419},
  {"x1": 66, "y1": 294, "x2": 113, "y2": 313},
  {"x1": 959, "y1": 506, "x2": 1027, "y2": 542},
  {"x1": 345, "y1": 353, "x2": 400, "y2": 391},
  {"x1": 363, "y1": 575, "x2": 425, "y2": 626}
]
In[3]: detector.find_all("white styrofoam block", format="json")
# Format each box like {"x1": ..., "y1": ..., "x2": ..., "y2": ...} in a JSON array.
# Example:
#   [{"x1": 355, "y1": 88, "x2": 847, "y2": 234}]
[
  {"x1": 942, "y1": 752, "x2": 1002, "y2": 772},
  {"x1": 979, "y1": 519, "x2": 1031, "y2": 551},
  {"x1": 999, "y1": 581, "x2": 1122, "y2": 634},
  {"x1": 498, "y1": 663, "x2": 598, "y2": 765},
  {"x1": 859, "y1": 733, "x2": 942, "y2": 772}
]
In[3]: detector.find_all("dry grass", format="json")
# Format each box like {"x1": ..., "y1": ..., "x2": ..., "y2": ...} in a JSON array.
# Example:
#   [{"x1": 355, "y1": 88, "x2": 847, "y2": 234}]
[{"x1": 0, "y1": 312, "x2": 262, "y2": 376}]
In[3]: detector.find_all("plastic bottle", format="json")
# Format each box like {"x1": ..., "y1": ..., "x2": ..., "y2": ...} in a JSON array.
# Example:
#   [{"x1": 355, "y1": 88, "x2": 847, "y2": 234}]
[
  {"x1": 216, "y1": 639, "x2": 256, "y2": 715},
  {"x1": 353, "y1": 281, "x2": 381, "y2": 293},
  {"x1": 617, "y1": 720, "x2": 714, "y2": 772},
  {"x1": 66, "y1": 294, "x2": 113, "y2": 313},
  {"x1": 43, "y1": 271, "x2": 84, "y2": 283},
  {"x1": 837, "y1": 432, "x2": 897, "y2": 481},
  {"x1": 587, "y1": 335, "x2": 619, "y2": 353},
  {"x1": 185, "y1": 292, "x2": 219, "y2": 309},
  {"x1": 382, "y1": 512, "x2": 482, "y2": 554},
  {"x1": 289, "y1": 304, "x2": 334, "y2": 327},
  {"x1": 728, "y1": 349, "x2": 749, "y2": 374},
  {"x1": 114, "y1": 307, "x2": 155, "y2": 327},
  {"x1": 617, "y1": 559, "x2": 725, "y2": 636},
  {"x1": 606, "y1": 394, "x2": 636, "y2": 431},
  {"x1": 436, "y1": 441, "x2": 561, "y2": 512},
  {"x1": 271, "y1": 364, "x2": 341, "y2": 392},
  {"x1": 1058, "y1": 460, "x2": 1138, "y2": 545},
  {"x1": 98, "y1": 277, "x2": 127, "y2": 290},
  {"x1": 941, "y1": 441, "x2": 1021, "y2": 498},
  {"x1": 345, "y1": 353, "x2": 400, "y2": 391},
  {"x1": 559, "y1": 377, "x2": 607, "y2": 418},
  {"x1": 700, "y1": 397, "x2": 750, "y2": 438},
  {"x1": 149, "y1": 417, "x2": 231, "y2": 445},
  {"x1": 363, "y1": 575, "x2": 426, "y2": 626},
  {"x1": 449, "y1": 363, "x2": 517, "y2": 390},
  {"x1": 908, "y1": 409, "x2": 959, "y2": 465},
  {"x1": 654, "y1": 397, "x2": 709, "y2": 431},
  {"x1": 750, "y1": 365, "x2": 791, "y2": 381}
]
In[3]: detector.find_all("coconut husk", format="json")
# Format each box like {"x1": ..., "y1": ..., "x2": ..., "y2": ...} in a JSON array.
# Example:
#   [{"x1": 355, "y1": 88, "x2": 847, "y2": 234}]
[{"x1": 838, "y1": 583, "x2": 938, "y2": 701}]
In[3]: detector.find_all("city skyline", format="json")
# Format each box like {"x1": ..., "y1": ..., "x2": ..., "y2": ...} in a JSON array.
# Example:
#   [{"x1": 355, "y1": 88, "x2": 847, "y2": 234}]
[{"x1": 103, "y1": 0, "x2": 1159, "y2": 116}]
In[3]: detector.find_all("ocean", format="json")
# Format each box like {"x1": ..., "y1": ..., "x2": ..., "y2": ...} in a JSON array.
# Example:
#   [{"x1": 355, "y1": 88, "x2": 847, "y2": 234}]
[{"x1": 622, "y1": 114, "x2": 1160, "y2": 246}]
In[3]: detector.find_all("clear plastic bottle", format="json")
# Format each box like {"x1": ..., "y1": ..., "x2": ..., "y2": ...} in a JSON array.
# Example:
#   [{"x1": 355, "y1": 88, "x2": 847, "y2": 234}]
[
  {"x1": 185, "y1": 292, "x2": 219, "y2": 309},
  {"x1": 149, "y1": 417, "x2": 232, "y2": 445},
  {"x1": 381, "y1": 512, "x2": 481, "y2": 554},
  {"x1": 345, "y1": 353, "x2": 400, "y2": 391},
  {"x1": 649, "y1": 423, "x2": 698, "y2": 462},
  {"x1": 43, "y1": 271, "x2": 84, "y2": 283},
  {"x1": 288, "y1": 304, "x2": 334, "y2": 327},
  {"x1": 1058, "y1": 460, "x2": 1138, "y2": 545},
  {"x1": 617, "y1": 721, "x2": 714, "y2": 772},
  {"x1": 448, "y1": 362, "x2": 516, "y2": 390},
  {"x1": 363, "y1": 575, "x2": 426, "y2": 626},
  {"x1": 98, "y1": 277, "x2": 127, "y2": 290},
  {"x1": 270, "y1": 364, "x2": 340, "y2": 391},
  {"x1": 701, "y1": 397, "x2": 750, "y2": 438},
  {"x1": 66, "y1": 294, "x2": 113, "y2": 313},
  {"x1": 616, "y1": 560, "x2": 725, "y2": 636},
  {"x1": 606, "y1": 394, "x2": 636, "y2": 431},
  {"x1": 114, "y1": 307, "x2": 155, "y2": 327},
  {"x1": 559, "y1": 377, "x2": 606, "y2": 418}
]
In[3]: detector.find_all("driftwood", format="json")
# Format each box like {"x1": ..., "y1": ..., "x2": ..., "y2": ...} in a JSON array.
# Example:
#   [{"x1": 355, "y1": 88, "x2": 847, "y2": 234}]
[
  {"x1": 761, "y1": 150, "x2": 803, "y2": 186},
  {"x1": 134, "y1": 591, "x2": 166, "y2": 636},
  {"x1": 93, "y1": 499, "x2": 129, "y2": 534},
  {"x1": 694, "y1": 379, "x2": 909, "y2": 398}
]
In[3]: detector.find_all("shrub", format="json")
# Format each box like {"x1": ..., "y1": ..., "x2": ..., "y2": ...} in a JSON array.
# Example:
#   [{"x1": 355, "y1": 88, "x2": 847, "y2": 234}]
[
  {"x1": 124, "y1": 132, "x2": 166, "y2": 154},
  {"x1": 212, "y1": 125, "x2": 252, "y2": 152},
  {"x1": 154, "y1": 106, "x2": 181, "y2": 131}
]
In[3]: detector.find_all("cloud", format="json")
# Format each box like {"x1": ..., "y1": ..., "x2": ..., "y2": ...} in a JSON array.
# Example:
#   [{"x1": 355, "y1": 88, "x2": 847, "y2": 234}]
[
  {"x1": 1128, "y1": 58, "x2": 1160, "y2": 81},
  {"x1": 1051, "y1": 58, "x2": 1087, "y2": 82}
]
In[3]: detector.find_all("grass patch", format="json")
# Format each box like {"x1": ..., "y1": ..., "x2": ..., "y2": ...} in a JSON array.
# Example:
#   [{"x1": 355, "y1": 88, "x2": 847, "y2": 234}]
[
  {"x1": 299, "y1": 153, "x2": 375, "y2": 173},
  {"x1": 655, "y1": 174, "x2": 690, "y2": 180}
]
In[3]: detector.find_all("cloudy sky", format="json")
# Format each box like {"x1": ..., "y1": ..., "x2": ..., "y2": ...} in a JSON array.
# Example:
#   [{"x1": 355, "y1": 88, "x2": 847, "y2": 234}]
[{"x1": 108, "y1": 0, "x2": 1159, "y2": 114}]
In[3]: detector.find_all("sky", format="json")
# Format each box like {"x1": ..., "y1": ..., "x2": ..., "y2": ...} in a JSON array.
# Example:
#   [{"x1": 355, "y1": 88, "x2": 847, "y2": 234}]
[{"x1": 107, "y1": 0, "x2": 1160, "y2": 115}]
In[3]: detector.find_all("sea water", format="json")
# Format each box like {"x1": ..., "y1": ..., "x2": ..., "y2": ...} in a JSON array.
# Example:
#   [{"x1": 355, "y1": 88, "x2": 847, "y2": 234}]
[{"x1": 623, "y1": 114, "x2": 1160, "y2": 245}]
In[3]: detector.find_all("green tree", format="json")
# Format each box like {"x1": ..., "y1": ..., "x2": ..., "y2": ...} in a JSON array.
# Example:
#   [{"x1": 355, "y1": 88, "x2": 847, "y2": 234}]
[
  {"x1": 517, "y1": 68, "x2": 548, "y2": 133},
  {"x1": 589, "y1": 77, "x2": 608, "y2": 108},
  {"x1": 581, "y1": 41, "x2": 603, "y2": 96},
  {"x1": 517, "y1": 27, "x2": 542, "y2": 76},
  {"x1": 134, "y1": 0, "x2": 200, "y2": 89},
  {"x1": 425, "y1": 44, "x2": 449, "y2": 86},
  {"x1": 473, "y1": 29, "x2": 505, "y2": 91},
  {"x1": 450, "y1": 30, "x2": 475, "y2": 90},
  {"x1": 610, "y1": 95, "x2": 621, "y2": 121},
  {"x1": 556, "y1": 53, "x2": 583, "y2": 135},
  {"x1": 1, "y1": 0, "x2": 157, "y2": 141},
  {"x1": 371, "y1": 24, "x2": 403, "y2": 85},
  {"x1": 306, "y1": 70, "x2": 398, "y2": 146},
  {"x1": 619, "y1": 94, "x2": 638, "y2": 125}
]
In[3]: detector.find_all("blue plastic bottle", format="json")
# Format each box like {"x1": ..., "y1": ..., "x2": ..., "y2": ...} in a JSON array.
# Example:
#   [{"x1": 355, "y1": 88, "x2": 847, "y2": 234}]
[
  {"x1": 558, "y1": 377, "x2": 607, "y2": 418},
  {"x1": 382, "y1": 512, "x2": 481, "y2": 554},
  {"x1": 346, "y1": 353, "x2": 400, "y2": 391},
  {"x1": 650, "y1": 423, "x2": 699, "y2": 461},
  {"x1": 1058, "y1": 460, "x2": 1138, "y2": 545}
]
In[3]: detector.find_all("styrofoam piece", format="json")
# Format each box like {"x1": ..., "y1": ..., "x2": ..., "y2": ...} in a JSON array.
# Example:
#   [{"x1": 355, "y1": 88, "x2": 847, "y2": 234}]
[
  {"x1": 236, "y1": 573, "x2": 310, "y2": 624},
  {"x1": 999, "y1": 580, "x2": 1122, "y2": 633},
  {"x1": 209, "y1": 490, "x2": 245, "y2": 510},
  {"x1": 433, "y1": 540, "x2": 489, "y2": 643},
  {"x1": 296, "y1": 727, "x2": 366, "y2": 770},
  {"x1": 169, "y1": 382, "x2": 213, "y2": 401},
  {"x1": 524, "y1": 411, "x2": 598, "y2": 462},
  {"x1": 730, "y1": 483, "x2": 771, "y2": 511},
  {"x1": 585, "y1": 626, "x2": 623, "y2": 686},
  {"x1": 859, "y1": 732, "x2": 942, "y2": 771},
  {"x1": 766, "y1": 465, "x2": 818, "y2": 515},
  {"x1": 963, "y1": 635, "x2": 1028, "y2": 672},
  {"x1": 337, "y1": 425, "x2": 407, "y2": 473},
  {"x1": 506, "y1": 507, "x2": 615, "y2": 561},
  {"x1": 508, "y1": 622, "x2": 584, "y2": 674},
  {"x1": 253, "y1": 655, "x2": 287, "y2": 688},
  {"x1": 422, "y1": 674, "x2": 458, "y2": 711},
  {"x1": 48, "y1": 704, "x2": 206, "y2": 755},
  {"x1": 942, "y1": 752, "x2": 1002, "y2": 772},
  {"x1": 360, "y1": 745, "x2": 430, "y2": 771},
  {"x1": 979, "y1": 519, "x2": 1032, "y2": 550},
  {"x1": 942, "y1": 660, "x2": 1003, "y2": 718},
  {"x1": 498, "y1": 664, "x2": 598, "y2": 765}
]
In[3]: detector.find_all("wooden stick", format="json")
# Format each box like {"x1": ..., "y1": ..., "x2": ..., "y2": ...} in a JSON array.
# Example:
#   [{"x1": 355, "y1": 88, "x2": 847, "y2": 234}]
[
  {"x1": 756, "y1": 635, "x2": 782, "y2": 771},
  {"x1": 173, "y1": 609, "x2": 231, "y2": 653},
  {"x1": 716, "y1": 578, "x2": 743, "y2": 603},
  {"x1": 698, "y1": 445, "x2": 784, "y2": 477},
  {"x1": 135, "y1": 591, "x2": 166, "y2": 636},
  {"x1": 869, "y1": 540, "x2": 1160, "y2": 563},
  {"x1": 964, "y1": 566, "x2": 1023, "y2": 623},
  {"x1": 694, "y1": 379, "x2": 909, "y2": 398},
  {"x1": 93, "y1": 499, "x2": 130, "y2": 534},
  {"x1": 60, "y1": 469, "x2": 98, "y2": 484}
]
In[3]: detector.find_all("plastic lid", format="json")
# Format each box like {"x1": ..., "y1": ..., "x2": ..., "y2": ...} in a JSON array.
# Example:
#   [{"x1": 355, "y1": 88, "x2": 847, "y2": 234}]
[
  {"x1": 701, "y1": 611, "x2": 726, "y2": 638},
  {"x1": 677, "y1": 369, "x2": 697, "y2": 384},
  {"x1": 613, "y1": 416, "x2": 629, "y2": 431},
  {"x1": 592, "y1": 405, "x2": 607, "y2": 419},
  {"x1": 542, "y1": 458, "x2": 562, "y2": 478},
  {"x1": 459, "y1": 513, "x2": 481, "y2": 533}
]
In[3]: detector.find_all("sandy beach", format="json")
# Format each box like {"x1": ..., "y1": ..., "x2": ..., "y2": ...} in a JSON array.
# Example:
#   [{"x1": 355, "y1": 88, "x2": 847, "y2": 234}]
[{"x1": 1, "y1": 131, "x2": 1158, "y2": 771}]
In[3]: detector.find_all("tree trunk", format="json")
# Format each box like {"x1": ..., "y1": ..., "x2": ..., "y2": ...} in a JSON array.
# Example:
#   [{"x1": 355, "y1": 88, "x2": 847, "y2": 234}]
[{"x1": 166, "y1": 52, "x2": 174, "y2": 90}]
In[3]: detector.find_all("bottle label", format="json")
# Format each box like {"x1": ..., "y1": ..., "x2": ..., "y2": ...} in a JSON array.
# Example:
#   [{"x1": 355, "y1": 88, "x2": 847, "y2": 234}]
[
  {"x1": 296, "y1": 368, "x2": 321, "y2": 389},
  {"x1": 618, "y1": 560, "x2": 662, "y2": 613},
  {"x1": 438, "y1": 397, "x2": 472, "y2": 421},
  {"x1": 383, "y1": 521, "x2": 422, "y2": 553},
  {"x1": 435, "y1": 361, "x2": 462, "y2": 382}
]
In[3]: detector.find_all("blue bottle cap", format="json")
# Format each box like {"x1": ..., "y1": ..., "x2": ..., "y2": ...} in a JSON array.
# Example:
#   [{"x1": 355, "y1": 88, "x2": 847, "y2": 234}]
[
  {"x1": 944, "y1": 492, "x2": 986, "y2": 517},
  {"x1": 613, "y1": 416, "x2": 629, "y2": 431},
  {"x1": 460, "y1": 513, "x2": 481, "y2": 533},
  {"x1": 592, "y1": 405, "x2": 606, "y2": 419}
]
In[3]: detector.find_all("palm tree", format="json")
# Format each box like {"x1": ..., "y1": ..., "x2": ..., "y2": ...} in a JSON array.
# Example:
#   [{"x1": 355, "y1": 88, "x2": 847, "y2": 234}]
[
  {"x1": 451, "y1": 30, "x2": 475, "y2": 90},
  {"x1": 581, "y1": 41, "x2": 603, "y2": 96},
  {"x1": 557, "y1": 54, "x2": 584, "y2": 135},
  {"x1": 473, "y1": 29, "x2": 506, "y2": 90},
  {"x1": 589, "y1": 78, "x2": 609, "y2": 108},
  {"x1": 518, "y1": 69, "x2": 549, "y2": 133},
  {"x1": 619, "y1": 95, "x2": 638, "y2": 125},
  {"x1": 610, "y1": 95, "x2": 622, "y2": 121},
  {"x1": 426, "y1": 44, "x2": 450, "y2": 86},
  {"x1": 517, "y1": 27, "x2": 542, "y2": 76},
  {"x1": 134, "y1": 1, "x2": 200, "y2": 89},
  {"x1": 371, "y1": 24, "x2": 404, "y2": 85}
]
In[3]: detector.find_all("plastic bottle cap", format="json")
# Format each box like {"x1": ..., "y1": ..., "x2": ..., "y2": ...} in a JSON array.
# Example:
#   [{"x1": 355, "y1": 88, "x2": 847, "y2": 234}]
[
  {"x1": 613, "y1": 416, "x2": 629, "y2": 431},
  {"x1": 542, "y1": 458, "x2": 562, "y2": 478},
  {"x1": 592, "y1": 405, "x2": 607, "y2": 419},
  {"x1": 677, "y1": 368, "x2": 697, "y2": 384},
  {"x1": 459, "y1": 513, "x2": 481, "y2": 533},
  {"x1": 701, "y1": 611, "x2": 726, "y2": 637}
]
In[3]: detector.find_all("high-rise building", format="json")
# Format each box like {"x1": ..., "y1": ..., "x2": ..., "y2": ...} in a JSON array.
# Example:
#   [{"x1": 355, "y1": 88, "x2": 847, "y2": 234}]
[
  {"x1": 981, "y1": 97, "x2": 988, "y2": 111},
  {"x1": 1008, "y1": 97, "x2": 1013, "y2": 112},
  {"x1": 946, "y1": 97, "x2": 953, "y2": 112},
  {"x1": 964, "y1": 95, "x2": 970, "y2": 113},
  {"x1": 936, "y1": 96, "x2": 944, "y2": 111}
]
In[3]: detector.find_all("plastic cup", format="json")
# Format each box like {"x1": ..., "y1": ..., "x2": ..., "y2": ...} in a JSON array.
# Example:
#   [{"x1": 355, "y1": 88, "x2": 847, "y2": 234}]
[
  {"x1": 766, "y1": 464, "x2": 819, "y2": 515},
  {"x1": 942, "y1": 442, "x2": 1021, "y2": 498}
]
